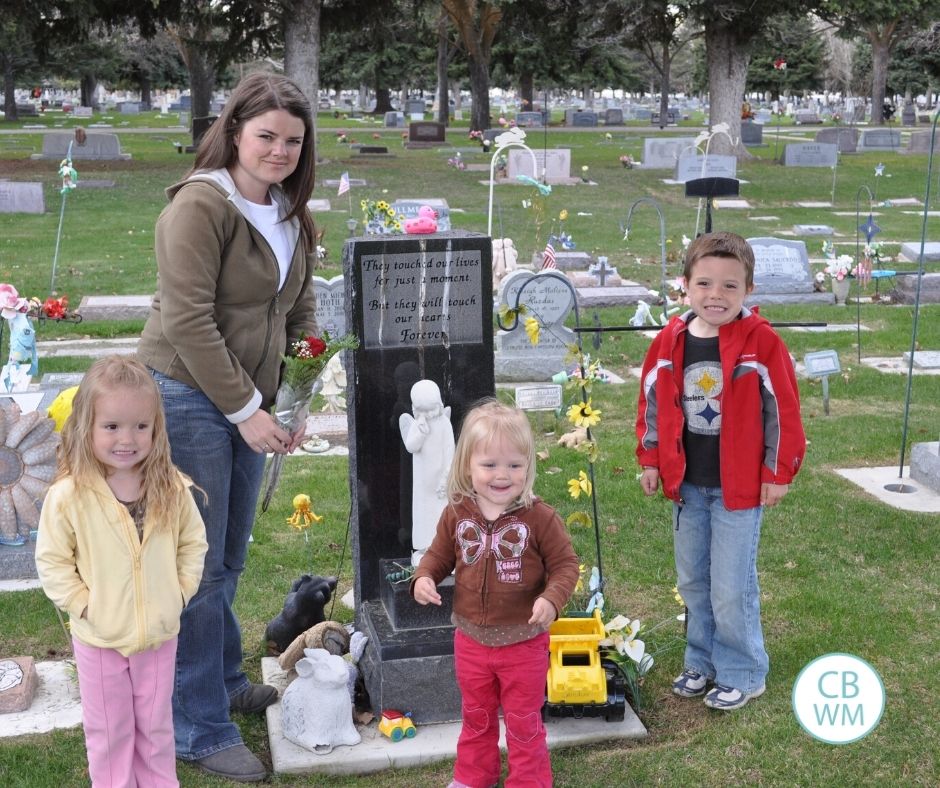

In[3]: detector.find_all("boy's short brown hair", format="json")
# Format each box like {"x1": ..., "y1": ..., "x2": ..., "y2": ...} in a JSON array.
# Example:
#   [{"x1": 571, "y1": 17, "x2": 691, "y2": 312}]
[{"x1": 683, "y1": 231, "x2": 755, "y2": 288}]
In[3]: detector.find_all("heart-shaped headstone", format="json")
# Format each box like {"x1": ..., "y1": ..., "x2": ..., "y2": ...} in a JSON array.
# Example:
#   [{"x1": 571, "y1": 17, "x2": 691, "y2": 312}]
[{"x1": 499, "y1": 270, "x2": 574, "y2": 327}]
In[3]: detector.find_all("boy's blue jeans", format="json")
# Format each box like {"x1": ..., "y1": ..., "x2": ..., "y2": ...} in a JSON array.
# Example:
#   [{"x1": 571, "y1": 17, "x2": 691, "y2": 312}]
[
  {"x1": 673, "y1": 482, "x2": 768, "y2": 694},
  {"x1": 152, "y1": 372, "x2": 266, "y2": 760}
]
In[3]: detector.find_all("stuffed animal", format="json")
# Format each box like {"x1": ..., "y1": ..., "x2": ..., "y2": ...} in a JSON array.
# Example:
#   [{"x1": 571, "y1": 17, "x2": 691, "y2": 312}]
[
  {"x1": 265, "y1": 574, "x2": 337, "y2": 655},
  {"x1": 280, "y1": 648, "x2": 361, "y2": 754},
  {"x1": 557, "y1": 426, "x2": 589, "y2": 449},
  {"x1": 278, "y1": 620, "x2": 350, "y2": 673}
]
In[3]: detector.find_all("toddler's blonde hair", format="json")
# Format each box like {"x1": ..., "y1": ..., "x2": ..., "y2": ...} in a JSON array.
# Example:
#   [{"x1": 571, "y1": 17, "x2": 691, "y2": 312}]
[{"x1": 447, "y1": 398, "x2": 536, "y2": 509}]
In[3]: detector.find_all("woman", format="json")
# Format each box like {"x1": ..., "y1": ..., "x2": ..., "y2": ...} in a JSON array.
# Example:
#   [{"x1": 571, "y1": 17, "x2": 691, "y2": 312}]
[{"x1": 138, "y1": 73, "x2": 318, "y2": 783}]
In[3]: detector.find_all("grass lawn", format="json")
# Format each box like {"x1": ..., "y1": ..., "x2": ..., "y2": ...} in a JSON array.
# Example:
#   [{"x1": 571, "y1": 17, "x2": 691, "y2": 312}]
[{"x1": 1, "y1": 111, "x2": 938, "y2": 787}]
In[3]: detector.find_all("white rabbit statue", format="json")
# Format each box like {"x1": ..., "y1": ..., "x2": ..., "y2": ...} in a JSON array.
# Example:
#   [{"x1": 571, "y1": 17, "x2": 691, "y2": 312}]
[{"x1": 281, "y1": 647, "x2": 361, "y2": 754}]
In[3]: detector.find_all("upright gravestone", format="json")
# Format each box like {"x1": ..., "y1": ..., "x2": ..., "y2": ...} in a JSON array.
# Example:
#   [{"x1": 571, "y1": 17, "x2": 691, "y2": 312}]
[
  {"x1": 859, "y1": 130, "x2": 901, "y2": 151},
  {"x1": 674, "y1": 153, "x2": 737, "y2": 183},
  {"x1": 815, "y1": 127, "x2": 859, "y2": 153},
  {"x1": 0, "y1": 182, "x2": 45, "y2": 214},
  {"x1": 906, "y1": 132, "x2": 933, "y2": 154},
  {"x1": 641, "y1": 137, "x2": 697, "y2": 169},
  {"x1": 344, "y1": 231, "x2": 493, "y2": 724},
  {"x1": 746, "y1": 237, "x2": 833, "y2": 305},
  {"x1": 406, "y1": 121, "x2": 446, "y2": 148},
  {"x1": 383, "y1": 111, "x2": 405, "y2": 128},
  {"x1": 603, "y1": 108, "x2": 624, "y2": 125},
  {"x1": 740, "y1": 121, "x2": 763, "y2": 146},
  {"x1": 312, "y1": 275, "x2": 346, "y2": 336},
  {"x1": 782, "y1": 142, "x2": 838, "y2": 167},
  {"x1": 506, "y1": 148, "x2": 573, "y2": 184},
  {"x1": 494, "y1": 270, "x2": 576, "y2": 381},
  {"x1": 390, "y1": 198, "x2": 451, "y2": 231},
  {"x1": 516, "y1": 111, "x2": 546, "y2": 127}
]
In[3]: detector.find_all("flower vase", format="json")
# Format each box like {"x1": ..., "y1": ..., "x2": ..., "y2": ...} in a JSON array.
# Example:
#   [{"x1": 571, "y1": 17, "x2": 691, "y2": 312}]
[{"x1": 831, "y1": 277, "x2": 851, "y2": 305}]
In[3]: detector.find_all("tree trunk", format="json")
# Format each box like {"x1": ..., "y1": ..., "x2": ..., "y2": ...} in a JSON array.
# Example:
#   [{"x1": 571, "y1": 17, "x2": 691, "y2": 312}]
[
  {"x1": 869, "y1": 30, "x2": 892, "y2": 125},
  {"x1": 283, "y1": 0, "x2": 321, "y2": 157},
  {"x1": 3, "y1": 60, "x2": 17, "y2": 121},
  {"x1": 373, "y1": 86, "x2": 394, "y2": 114},
  {"x1": 704, "y1": 20, "x2": 750, "y2": 157},
  {"x1": 81, "y1": 74, "x2": 99, "y2": 110},
  {"x1": 467, "y1": 56, "x2": 490, "y2": 131},
  {"x1": 283, "y1": 0, "x2": 320, "y2": 106},
  {"x1": 139, "y1": 75, "x2": 152, "y2": 108},
  {"x1": 436, "y1": 10, "x2": 450, "y2": 125},
  {"x1": 519, "y1": 70, "x2": 533, "y2": 110},
  {"x1": 658, "y1": 43, "x2": 671, "y2": 130}
]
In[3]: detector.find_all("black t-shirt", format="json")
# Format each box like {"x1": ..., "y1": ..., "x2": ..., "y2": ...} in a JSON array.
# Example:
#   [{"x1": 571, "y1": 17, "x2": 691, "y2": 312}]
[{"x1": 681, "y1": 328, "x2": 722, "y2": 487}]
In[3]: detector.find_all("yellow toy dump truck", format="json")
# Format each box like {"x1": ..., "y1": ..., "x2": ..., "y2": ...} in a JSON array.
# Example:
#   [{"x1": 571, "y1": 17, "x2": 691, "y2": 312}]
[{"x1": 543, "y1": 608, "x2": 625, "y2": 722}]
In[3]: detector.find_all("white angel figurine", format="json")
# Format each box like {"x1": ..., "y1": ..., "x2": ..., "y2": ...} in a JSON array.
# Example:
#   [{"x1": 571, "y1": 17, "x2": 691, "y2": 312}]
[{"x1": 399, "y1": 380, "x2": 455, "y2": 566}]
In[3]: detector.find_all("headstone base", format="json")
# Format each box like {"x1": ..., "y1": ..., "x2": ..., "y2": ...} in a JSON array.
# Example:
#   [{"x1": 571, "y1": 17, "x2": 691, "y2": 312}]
[
  {"x1": 910, "y1": 442, "x2": 940, "y2": 494},
  {"x1": 891, "y1": 273, "x2": 940, "y2": 304},
  {"x1": 746, "y1": 292, "x2": 835, "y2": 306},
  {"x1": 357, "y1": 600, "x2": 461, "y2": 724}
]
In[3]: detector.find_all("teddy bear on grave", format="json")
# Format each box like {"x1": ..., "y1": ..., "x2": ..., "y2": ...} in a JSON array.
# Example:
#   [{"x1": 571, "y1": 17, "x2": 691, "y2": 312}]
[
  {"x1": 264, "y1": 574, "x2": 337, "y2": 655},
  {"x1": 492, "y1": 237, "x2": 519, "y2": 290},
  {"x1": 557, "y1": 426, "x2": 589, "y2": 449}
]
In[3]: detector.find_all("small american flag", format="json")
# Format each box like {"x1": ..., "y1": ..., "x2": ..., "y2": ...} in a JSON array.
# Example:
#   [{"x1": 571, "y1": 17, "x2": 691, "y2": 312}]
[
  {"x1": 541, "y1": 240, "x2": 557, "y2": 270},
  {"x1": 337, "y1": 171, "x2": 350, "y2": 196}
]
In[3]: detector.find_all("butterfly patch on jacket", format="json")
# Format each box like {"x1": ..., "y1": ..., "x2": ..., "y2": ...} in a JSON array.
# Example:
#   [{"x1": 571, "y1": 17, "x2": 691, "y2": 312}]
[{"x1": 456, "y1": 518, "x2": 529, "y2": 583}]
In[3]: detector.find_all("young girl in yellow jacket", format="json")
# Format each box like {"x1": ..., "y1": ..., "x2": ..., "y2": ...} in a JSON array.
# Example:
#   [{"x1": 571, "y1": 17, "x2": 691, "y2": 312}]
[{"x1": 36, "y1": 356, "x2": 207, "y2": 788}]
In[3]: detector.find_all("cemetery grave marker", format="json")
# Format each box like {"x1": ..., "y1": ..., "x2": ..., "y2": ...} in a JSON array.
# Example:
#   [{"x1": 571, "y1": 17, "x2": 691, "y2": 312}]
[
  {"x1": 906, "y1": 132, "x2": 933, "y2": 154},
  {"x1": 815, "y1": 127, "x2": 859, "y2": 153},
  {"x1": 674, "y1": 153, "x2": 737, "y2": 183},
  {"x1": 740, "y1": 122, "x2": 763, "y2": 146},
  {"x1": 406, "y1": 122, "x2": 446, "y2": 148},
  {"x1": 603, "y1": 108, "x2": 624, "y2": 125},
  {"x1": 782, "y1": 142, "x2": 838, "y2": 167},
  {"x1": 506, "y1": 148, "x2": 574, "y2": 184},
  {"x1": 571, "y1": 112, "x2": 598, "y2": 127},
  {"x1": 383, "y1": 111, "x2": 405, "y2": 128},
  {"x1": 31, "y1": 133, "x2": 131, "y2": 161},
  {"x1": 495, "y1": 270, "x2": 576, "y2": 381},
  {"x1": 312, "y1": 275, "x2": 346, "y2": 336},
  {"x1": 345, "y1": 231, "x2": 493, "y2": 723},
  {"x1": 747, "y1": 237, "x2": 833, "y2": 304},
  {"x1": 0, "y1": 182, "x2": 44, "y2": 214},
  {"x1": 859, "y1": 130, "x2": 901, "y2": 151},
  {"x1": 391, "y1": 199, "x2": 451, "y2": 231},
  {"x1": 641, "y1": 137, "x2": 697, "y2": 169},
  {"x1": 516, "y1": 111, "x2": 546, "y2": 127}
]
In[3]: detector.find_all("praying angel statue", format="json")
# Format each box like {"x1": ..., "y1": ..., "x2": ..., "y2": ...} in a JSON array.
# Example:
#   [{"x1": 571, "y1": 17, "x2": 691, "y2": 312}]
[{"x1": 399, "y1": 380, "x2": 455, "y2": 567}]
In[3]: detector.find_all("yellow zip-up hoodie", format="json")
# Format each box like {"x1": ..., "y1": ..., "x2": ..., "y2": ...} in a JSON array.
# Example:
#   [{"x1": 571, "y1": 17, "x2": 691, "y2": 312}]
[{"x1": 36, "y1": 473, "x2": 207, "y2": 656}]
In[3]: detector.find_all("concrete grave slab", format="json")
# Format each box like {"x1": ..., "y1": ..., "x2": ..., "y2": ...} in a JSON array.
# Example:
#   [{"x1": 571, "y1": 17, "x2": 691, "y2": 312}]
[
  {"x1": 860, "y1": 356, "x2": 940, "y2": 375},
  {"x1": 883, "y1": 198, "x2": 922, "y2": 207},
  {"x1": 796, "y1": 201, "x2": 833, "y2": 208},
  {"x1": 306, "y1": 198, "x2": 332, "y2": 212},
  {"x1": 835, "y1": 466, "x2": 940, "y2": 513},
  {"x1": 323, "y1": 178, "x2": 367, "y2": 188},
  {"x1": 36, "y1": 337, "x2": 139, "y2": 358},
  {"x1": 910, "y1": 442, "x2": 940, "y2": 494},
  {"x1": 793, "y1": 225, "x2": 834, "y2": 236},
  {"x1": 713, "y1": 199, "x2": 751, "y2": 209},
  {"x1": 77, "y1": 294, "x2": 152, "y2": 321},
  {"x1": 899, "y1": 242, "x2": 940, "y2": 262},
  {"x1": 903, "y1": 350, "x2": 940, "y2": 369},
  {"x1": 785, "y1": 323, "x2": 871, "y2": 333},
  {"x1": 262, "y1": 657, "x2": 645, "y2": 777}
]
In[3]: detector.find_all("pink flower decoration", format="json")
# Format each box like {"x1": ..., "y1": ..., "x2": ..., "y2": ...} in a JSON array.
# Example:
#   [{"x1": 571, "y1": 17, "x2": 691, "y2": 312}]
[{"x1": 0, "y1": 284, "x2": 29, "y2": 319}]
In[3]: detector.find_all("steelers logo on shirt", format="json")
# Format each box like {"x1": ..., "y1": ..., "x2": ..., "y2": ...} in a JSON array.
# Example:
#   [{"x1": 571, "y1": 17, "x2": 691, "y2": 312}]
[{"x1": 682, "y1": 360, "x2": 722, "y2": 435}]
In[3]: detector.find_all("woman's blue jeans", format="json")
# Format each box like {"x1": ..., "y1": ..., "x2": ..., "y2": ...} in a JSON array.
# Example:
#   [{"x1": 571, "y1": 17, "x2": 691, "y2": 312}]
[
  {"x1": 152, "y1": 372, "x2": 266, "y2": 760},
  {"x1": 673, "y1": 482, "x2": 768, "y2": 694}
]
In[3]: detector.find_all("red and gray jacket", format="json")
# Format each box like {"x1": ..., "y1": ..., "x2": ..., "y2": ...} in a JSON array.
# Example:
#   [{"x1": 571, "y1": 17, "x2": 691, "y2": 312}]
[{"x1": 636, "y1": 307, "x2": 806, "y2": 509}]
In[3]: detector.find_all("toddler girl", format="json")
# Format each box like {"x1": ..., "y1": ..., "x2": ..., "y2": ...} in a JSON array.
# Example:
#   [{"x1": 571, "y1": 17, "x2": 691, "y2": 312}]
[
  {"x1": 413, "y1": 398, "x2": 579, "y2": 788},
  {"x1": 36, "y1": 355, "x2": 207, "y2": 787}
]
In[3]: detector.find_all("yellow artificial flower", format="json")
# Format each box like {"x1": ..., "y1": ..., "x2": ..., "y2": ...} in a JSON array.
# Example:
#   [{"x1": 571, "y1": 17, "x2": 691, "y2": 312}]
[
  {"x1": 568, "y1": 470, "x2": 592, "y2": 499},
  {"x1": 567, "y1": 399, "x2": 601, "y2": 428},
  {"x1": 524, "y1": 316, "x2": 541, "y2": 345},
  {"x1": 376, "y1": 200, "x2": 389, "y2": 211},
  {"x1": 574, "y1": 564, "x2": 587, "y2": 593},
  {"x1": 672, "y1": 586, "x2": 685, "y2": 606},
  {"x1": 559, "y1": 209, "x2": 569, "y2": 221}
]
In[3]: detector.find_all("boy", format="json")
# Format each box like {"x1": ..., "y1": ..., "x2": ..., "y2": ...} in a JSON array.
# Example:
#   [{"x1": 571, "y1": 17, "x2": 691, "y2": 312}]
[{"x1": 636, "y1": 232, "x2": 805, "y2": 710}]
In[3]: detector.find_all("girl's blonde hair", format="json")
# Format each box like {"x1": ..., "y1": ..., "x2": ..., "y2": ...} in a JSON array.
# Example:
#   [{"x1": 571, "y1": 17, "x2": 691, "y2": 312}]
[
  {"x1": 447, "y1": 398, "x2": 536, "y2": 509},
  {"x1": 57, "y1": 355, "x2": 194, "y2": 530}
]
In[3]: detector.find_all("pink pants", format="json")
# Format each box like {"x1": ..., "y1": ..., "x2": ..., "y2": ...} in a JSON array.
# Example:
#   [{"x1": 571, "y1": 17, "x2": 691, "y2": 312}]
[
  {"x1": 453, "y1": 629, "x2": 552, "y2": 788},
  {"x1": 72, "y1": 636, "x2": 179, "y2": 788}
]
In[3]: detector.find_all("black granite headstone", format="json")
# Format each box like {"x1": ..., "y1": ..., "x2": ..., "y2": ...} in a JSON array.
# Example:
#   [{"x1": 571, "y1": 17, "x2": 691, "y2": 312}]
[{"x1": 344, "y1": 231, "x2": 494, "y2": 723}]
